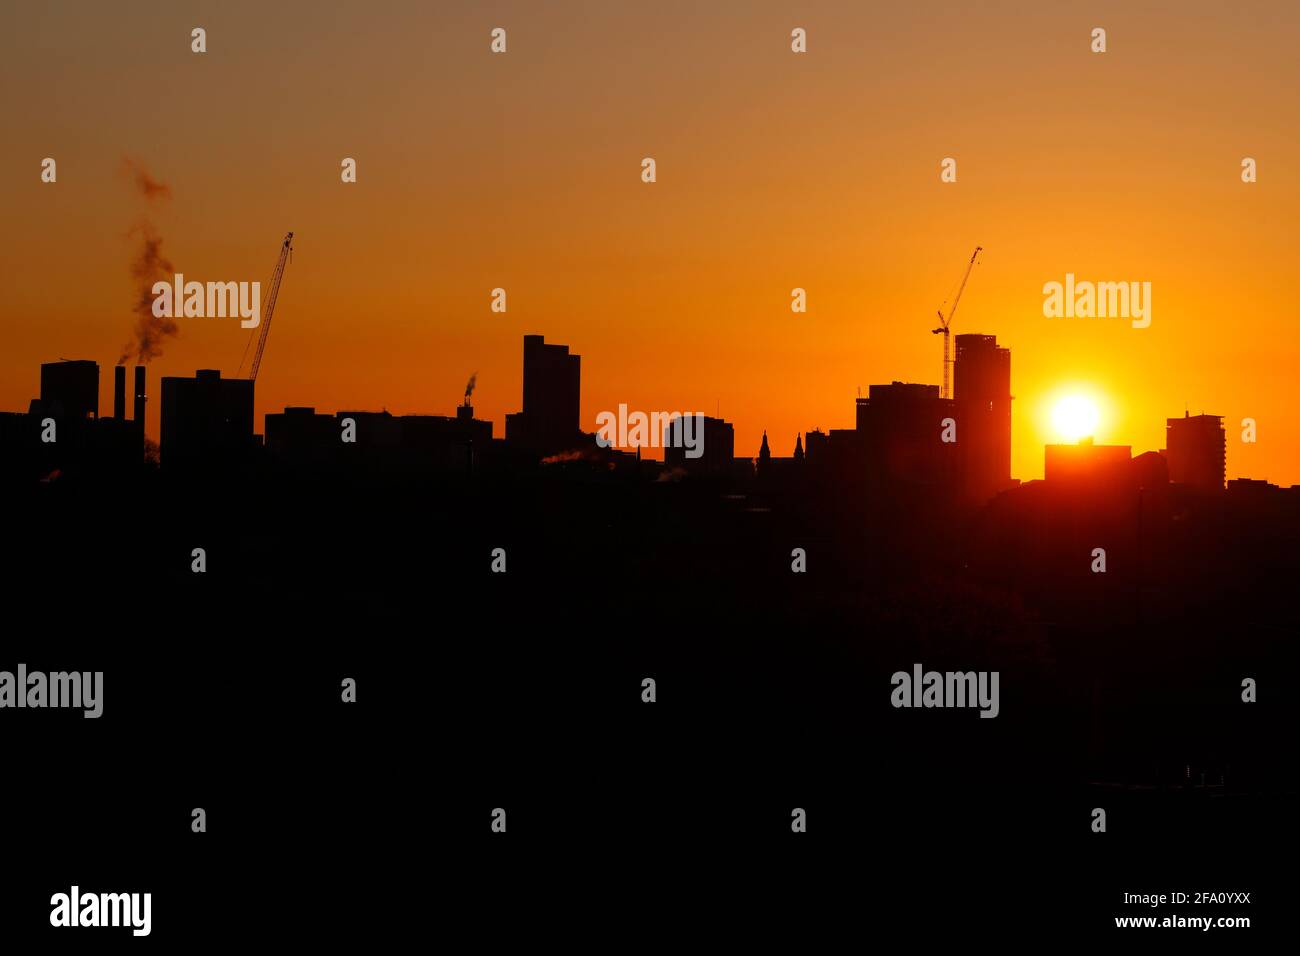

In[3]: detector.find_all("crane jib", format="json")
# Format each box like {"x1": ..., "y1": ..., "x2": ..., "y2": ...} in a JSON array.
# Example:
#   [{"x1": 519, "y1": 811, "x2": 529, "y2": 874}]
[
  {"x1": 933, "y1": 245, "x2": 981, "y2": 399},
  {"x1": 248, "y1": 232, "x2": 294, "y2": 382}
]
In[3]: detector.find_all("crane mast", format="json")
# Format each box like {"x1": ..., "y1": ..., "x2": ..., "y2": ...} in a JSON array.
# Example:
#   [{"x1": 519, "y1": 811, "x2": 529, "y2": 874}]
[
  {"x1": 932, "y1": 245, "x2": 981, "y2": 400},
  {"x1": 248, "y1": 232, "x2": 294, "y2": 382}
]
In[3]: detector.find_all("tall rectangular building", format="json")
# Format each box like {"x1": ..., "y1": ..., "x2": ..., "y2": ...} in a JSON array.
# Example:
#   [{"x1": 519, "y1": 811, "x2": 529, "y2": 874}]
[
  {"x1": 664, "y1": 414, "x2": 734, "y2": 475},
  {"x1": 160, "y1": 369, "x2": 255, "y2": 468},
  {"x1": 1166, "y1": 413, "x2": 1225, "y2": 492},
  {"x1": 40, "y1": 359, "x2": 99, "y2": 423},
  {"x1": 954, "y1": 333, "x2": 1012, "y2": 503},
  {"x1": 856, "y1": 382, "x2": 957, "y2": 486},
  {"x1": 505, "y1": 335, "x2": 581, "y2": 455}
]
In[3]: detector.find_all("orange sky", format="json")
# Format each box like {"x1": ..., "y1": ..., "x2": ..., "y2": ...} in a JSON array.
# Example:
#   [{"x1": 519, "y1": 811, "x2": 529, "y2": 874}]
[{"x1": 3, "y1": 1, "x2": 1298, "y2": 482}]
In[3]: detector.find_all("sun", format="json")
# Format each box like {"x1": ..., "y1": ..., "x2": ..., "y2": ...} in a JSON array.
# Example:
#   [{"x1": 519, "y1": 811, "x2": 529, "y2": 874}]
[{"x1": 1051, "y1": 394, "x2": 1101, "y2": 442}]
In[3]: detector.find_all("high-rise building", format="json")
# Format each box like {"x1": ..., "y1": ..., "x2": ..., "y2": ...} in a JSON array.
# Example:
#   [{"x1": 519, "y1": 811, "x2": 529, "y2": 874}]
[
  {"x1": 505, "y1": 335, "x2": 581, "y2": 455},
  {"x1": 855, "y1": 381, "x2": 957, "y2": 487},
  {"x1": 1165, "y1": 413, "x2": 1225, "y2": 492},
  {"x1": 664, "y1": 414, "x2": 734, "y2": 475},
  {"x1": 160, "y1": 369, "x2": 255, "y2": 467},
  {"x1": 39, "y1": 359, "x2": 99, "y2": 423},
  {"x1": 954, "y1": 333, "x2": 1012, "y2": 503}
]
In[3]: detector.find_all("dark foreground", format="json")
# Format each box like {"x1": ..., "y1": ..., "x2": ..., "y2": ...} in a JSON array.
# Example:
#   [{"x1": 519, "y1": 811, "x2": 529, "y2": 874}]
[{"x1": 2, "y1": 466, "x2": 1294, "y2": 942}]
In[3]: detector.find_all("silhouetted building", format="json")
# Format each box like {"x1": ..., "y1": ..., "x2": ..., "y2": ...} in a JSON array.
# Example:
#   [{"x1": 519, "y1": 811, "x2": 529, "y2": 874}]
[
  {"x1": 333, "y1": 411, "x2": 402, "y2": 450},
  {"x1": 954, "y1": 333, "x2": 1012, "y2": 503},
  {"x1": 803, "y1": 425, "x2": 863, "y2": 488},
  {"x1": 2, "y1": 359, "x2": 143, "y2": 479},
  {"x1": 400, "y1": 408, "x2": 493, "y2": 473},
  {"x1": 1045, "y1": 439, "x2": 1133, "y2": 489},
  {"x1": 161, "y1": 369, "x2": 255, "y2": 468},
  {"x1": 0, "y1": 411, "x2": 41, "y2": 480},
  {"x1": 1227, "y1": 477, "x2": 1273, "y2": 498},
  {"x1": 804, "y1": 428, "x2": 828, "y2": 461},
  {"x1": 264, "y1": 407, "x2": 337, "y2": 465},
  {"x1": 1225, "y1": 478, "x2": 1300, "y2": 526},
  {"x1": 40, "y1": 360, "x2": 98, "y2": 423},
  {"x1": 755, "y1": 430, "x2": 806, "y2": 484},
  {"x1": 505, "y1": 335, "x2": 582, "y2": 455},
  {"x1": 265, "y1": 403, "x2": 494, "y2": 477},
  {"x1": 1131, "y1": 449, "x2": 1170, "y2": 491},
  {"x1": 730, "y1": 456, "x2": 756, "y2": 480},
  {"x1": 414, "y1": 401, "x2": 492, "y2": 447},
  {"x1": 1166, "y1": 412, "x2": 1225, "y2": 493},
  {"x1": 856, "y1": 382, "x2": 957, "y2": 487},
  {"x1": 664, "y1": 414, "x2": 734, "y2": 476}
]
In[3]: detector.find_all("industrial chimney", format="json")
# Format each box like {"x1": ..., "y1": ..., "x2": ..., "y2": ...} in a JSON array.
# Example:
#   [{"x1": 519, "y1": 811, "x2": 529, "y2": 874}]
[
  {"x1": 113, "y1": 365, "x2": 126, "y2": 420},
  {"x1": 133, "y1": 365, "x2": 146, "y2": 427}
]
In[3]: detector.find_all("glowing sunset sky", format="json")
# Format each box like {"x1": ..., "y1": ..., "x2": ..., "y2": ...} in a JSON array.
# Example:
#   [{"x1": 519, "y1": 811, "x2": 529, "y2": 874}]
[{"x1": 3, "y1": 1, "x2": 1298, "y2": 482}]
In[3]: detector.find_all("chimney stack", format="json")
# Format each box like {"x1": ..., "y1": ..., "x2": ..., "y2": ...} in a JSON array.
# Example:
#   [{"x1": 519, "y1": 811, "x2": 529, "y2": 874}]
[
  {"x1": 113, "y1": 365, "x2": 126, "y2": 420},
  {"x1": 133, "y1": 365, "x2": 146, "y2": 427},
  {"x1": 457, "y1": 402, "x2": 473, "y2": 422}
]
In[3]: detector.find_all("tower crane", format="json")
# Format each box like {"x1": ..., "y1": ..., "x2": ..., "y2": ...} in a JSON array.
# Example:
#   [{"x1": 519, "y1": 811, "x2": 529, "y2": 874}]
[
  {"x1": 932, "y1": 245, "x2": 981, "y2": 400},
  {"x1": 239, "y1": 231, "x2": 294, "y2": 381}
]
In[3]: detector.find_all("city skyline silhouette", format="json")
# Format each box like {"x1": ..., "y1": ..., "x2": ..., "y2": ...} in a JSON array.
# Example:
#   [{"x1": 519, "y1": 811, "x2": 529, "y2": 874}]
[
  {"x1": 6, "y1": 3, "x2": 1300, "y2": 487},
  {"x1": 1, "y1": 320, "x2": 1280, "y2": 498},
  {"x1": 4, "y1": 2, "x2": 1295, "y2": 940}
]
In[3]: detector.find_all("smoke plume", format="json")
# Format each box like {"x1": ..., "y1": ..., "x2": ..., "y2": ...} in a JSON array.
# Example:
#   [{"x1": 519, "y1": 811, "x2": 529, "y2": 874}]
[
  {"x1": 117, "y1": 160, "x2": 176, "y2": 364},
  {"x1": 121, "y1": 158, "x2": 172, "y2": 202},
  {"x1": 465, "y1": 373, "x2": 477, "y2": 401},
  {"x1": 119, "y1": 222, "x2": 178, "y2": 364}
]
